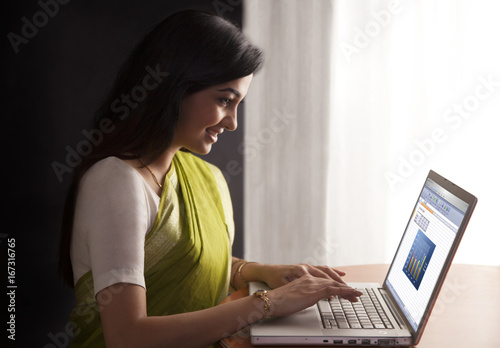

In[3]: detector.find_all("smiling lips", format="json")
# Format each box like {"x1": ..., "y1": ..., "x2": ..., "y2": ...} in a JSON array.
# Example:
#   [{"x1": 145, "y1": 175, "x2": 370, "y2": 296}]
[{"x1": 206, "y1": 128, "x2": 223, "y2": 142}]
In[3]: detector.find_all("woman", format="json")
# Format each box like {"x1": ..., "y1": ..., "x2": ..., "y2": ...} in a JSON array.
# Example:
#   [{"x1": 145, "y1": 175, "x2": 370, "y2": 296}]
[{"x1": 59, "y1": 10, "x2": 362, "y2": 348}]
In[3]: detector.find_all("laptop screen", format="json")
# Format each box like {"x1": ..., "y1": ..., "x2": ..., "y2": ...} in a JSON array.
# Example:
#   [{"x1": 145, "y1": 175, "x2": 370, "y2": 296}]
[{"x1": 384, "y1": 177, "x2": 469, "y2": 332}]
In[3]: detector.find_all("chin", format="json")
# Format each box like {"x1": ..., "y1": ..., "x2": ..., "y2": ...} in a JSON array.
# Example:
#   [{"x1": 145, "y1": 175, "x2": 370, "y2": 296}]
[{"x1": 186, "y1": 145, "x2": 212, "y2": 155}]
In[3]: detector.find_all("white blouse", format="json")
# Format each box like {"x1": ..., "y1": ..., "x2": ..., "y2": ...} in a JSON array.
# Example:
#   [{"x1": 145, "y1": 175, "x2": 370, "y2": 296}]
[{"x1": 70, "y1": 157, "x2": 160, "y2": 296}]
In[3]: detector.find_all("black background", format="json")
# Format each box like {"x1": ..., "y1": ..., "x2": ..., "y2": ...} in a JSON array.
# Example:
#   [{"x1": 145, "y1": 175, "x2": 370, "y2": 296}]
[{"x1": 2, "y1": 0, "x2": 245, "y2": 346}]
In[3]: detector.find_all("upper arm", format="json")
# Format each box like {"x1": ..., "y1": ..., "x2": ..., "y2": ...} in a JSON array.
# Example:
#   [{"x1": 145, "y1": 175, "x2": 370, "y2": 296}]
[{"x1": 72, "y1": 158, "x2": 152, "y2": 294}]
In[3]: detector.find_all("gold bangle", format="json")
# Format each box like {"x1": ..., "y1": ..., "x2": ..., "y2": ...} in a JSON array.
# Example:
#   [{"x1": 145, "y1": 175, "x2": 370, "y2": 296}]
[
  {"x1": 237, "y1": 261, "x2": 249, "y2": 286},
  {"x1": 238, "y1": 261, "x2": 255, "y2": 287},
  {"x1": 230, "y1": 259, "x2": 246, "y2": 290},
  {"x1": 253, "y1": 290, "x2": 271, "y2": 319},
  {"x1": 232, "y1": 258, "x2": 243, "y2": 266}
]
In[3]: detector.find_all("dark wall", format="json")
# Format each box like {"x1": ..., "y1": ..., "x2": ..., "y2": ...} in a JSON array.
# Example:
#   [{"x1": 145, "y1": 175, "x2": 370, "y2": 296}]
[{"x1": 2, "y1": 1, "x2": 245, "y2": 346}]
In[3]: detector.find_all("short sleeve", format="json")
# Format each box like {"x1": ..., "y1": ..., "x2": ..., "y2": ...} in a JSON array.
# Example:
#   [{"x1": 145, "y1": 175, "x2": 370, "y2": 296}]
[{"x1": 71, "y1": 157, "x2": 158, "y2": 296}]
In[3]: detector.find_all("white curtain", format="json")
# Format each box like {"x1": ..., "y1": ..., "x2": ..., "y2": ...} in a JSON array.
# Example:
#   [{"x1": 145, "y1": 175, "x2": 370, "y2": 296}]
[
  {"x1": 244, "y1": 0, "x2": 500, "y2": 266},
  {"x1": 243, "y1": 0, "x2": 334, "y2": 265}
]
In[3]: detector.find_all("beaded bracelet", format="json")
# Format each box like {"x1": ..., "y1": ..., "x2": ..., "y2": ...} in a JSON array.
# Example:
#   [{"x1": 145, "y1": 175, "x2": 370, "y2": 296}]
[{"x1": 253, "y1": 289, "x2": 271, "y2": 319}]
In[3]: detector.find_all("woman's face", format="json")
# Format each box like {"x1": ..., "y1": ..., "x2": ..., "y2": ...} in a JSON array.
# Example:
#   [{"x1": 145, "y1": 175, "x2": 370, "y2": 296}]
[{"x1": 173, "y1": 74, "x2": 253, "y2": 155}]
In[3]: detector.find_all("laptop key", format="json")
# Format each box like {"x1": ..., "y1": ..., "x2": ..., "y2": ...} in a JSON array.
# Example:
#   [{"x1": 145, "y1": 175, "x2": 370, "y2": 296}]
[
  {"x1": 318, "y1": 299, "x2": 333, "y2": 314},
  {"x1": 383, "y1": 319, "x2": 393, "y2": 327},
  {"x1": 338, "y1": 322, "x2": 350, "y2": 329}
]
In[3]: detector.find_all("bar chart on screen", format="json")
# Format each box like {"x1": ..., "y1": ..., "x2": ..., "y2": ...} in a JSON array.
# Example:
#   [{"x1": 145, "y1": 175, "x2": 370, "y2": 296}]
[{"x1": 403, "y1": 229, "x2": 436, "y2": 290}]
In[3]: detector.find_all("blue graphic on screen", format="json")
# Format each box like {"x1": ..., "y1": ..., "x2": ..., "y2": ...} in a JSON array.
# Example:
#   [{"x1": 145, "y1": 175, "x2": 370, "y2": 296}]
[{"x1": 403, "y1": 230, "x2": 436, "y2": 290}]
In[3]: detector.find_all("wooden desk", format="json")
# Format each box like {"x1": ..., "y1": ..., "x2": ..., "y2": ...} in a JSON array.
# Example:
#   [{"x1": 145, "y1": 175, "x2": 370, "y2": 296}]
[{"x1": 217, "y1": 264, "x2": 500, "y2": 348}]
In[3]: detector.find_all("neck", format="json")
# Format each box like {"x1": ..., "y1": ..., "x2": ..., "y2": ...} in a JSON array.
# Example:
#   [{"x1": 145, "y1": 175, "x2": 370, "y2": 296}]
[{"x1": 148, "y1": 147, "x2": 180, "y2": 176}]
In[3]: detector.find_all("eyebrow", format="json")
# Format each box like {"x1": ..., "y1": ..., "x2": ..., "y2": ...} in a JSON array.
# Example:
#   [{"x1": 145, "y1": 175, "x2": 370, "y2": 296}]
[{"x1": 217, "y1": 88, "x2": 241, "y2": 98}]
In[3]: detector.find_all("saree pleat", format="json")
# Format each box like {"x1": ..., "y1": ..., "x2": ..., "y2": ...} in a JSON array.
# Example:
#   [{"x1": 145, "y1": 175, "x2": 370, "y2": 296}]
[{"x1": 69, "y1": 152, "x2": 232, "y2": 347}]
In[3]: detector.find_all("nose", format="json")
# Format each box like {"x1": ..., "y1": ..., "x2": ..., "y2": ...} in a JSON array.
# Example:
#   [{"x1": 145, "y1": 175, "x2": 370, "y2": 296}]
[{"x1": 222, "y1": 108, "x2": 238, "y2": 131}]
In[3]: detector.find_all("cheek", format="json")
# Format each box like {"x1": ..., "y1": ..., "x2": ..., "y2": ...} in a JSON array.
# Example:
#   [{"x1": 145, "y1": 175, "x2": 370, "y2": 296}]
[
  {"x1": 177, "y1": 106, "x2": 200, "y2": 131},
  {"x1": 175, "y1": 114, "x2": 190, "y2": 134},
  {"x1": 177, "y1": 112, "x2": 213, "y2": 136},
  {"x1": 196, "y1": 106, "x2": 223, "y2": 126},
  {"x1": 179, "y1": 95, "x2": 222, "y2": 129}
]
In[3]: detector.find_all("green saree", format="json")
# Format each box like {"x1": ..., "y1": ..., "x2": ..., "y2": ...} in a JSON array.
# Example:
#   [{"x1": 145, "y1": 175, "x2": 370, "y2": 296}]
[{"x1": 69, "y1": 151, "x2": 234, "y2": 347}]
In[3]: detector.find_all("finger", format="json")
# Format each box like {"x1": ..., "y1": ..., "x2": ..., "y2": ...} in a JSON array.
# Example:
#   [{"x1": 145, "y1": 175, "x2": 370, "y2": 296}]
[
  {"x1": 339, "y1": 289, "x2": 363, "y2": 302},
  {"x1": 321, "y1": 267, "x2": 348, "y2": 284},
  {"x1": 331, "y1": 268, "x2": 347, "y2": 276},
  {"x1": 304, "y1": 266, "x2": 333, "y2": 280},
  {"x1": 309, "y1": 266, "x2": 347, "y2": 284},
  {"x1": 284, "y1": 264, "x2": 330, "y2": 282},
  {"x1": 340, "y1": 294, "x2": 359, "y2": 302},
  {"x1": 329, "y1": 286, "x2": 363, "y2": 302}
]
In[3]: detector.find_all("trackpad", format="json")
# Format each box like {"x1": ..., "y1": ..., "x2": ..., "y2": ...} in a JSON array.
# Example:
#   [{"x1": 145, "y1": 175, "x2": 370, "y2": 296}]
[{"x1": 252, "y1": 305, "x2": 324, "y2": 336}]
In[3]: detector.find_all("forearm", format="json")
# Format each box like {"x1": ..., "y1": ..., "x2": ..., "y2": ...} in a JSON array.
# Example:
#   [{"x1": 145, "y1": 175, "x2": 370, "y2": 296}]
[
  {"x1": 104, "y1": 294, "x2": 266, "y2": 348},
  {"x1": 230, "y1": 257, "x2": 269, "y2": 290},
  {"x1": 101, "y1": 269, "x2": 360, "y2": 348}
]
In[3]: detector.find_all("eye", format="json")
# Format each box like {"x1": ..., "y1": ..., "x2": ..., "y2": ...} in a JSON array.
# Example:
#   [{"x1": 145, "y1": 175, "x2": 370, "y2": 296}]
[{"x1": 219, "y1": 98, "x2": 233, "y2": 106}]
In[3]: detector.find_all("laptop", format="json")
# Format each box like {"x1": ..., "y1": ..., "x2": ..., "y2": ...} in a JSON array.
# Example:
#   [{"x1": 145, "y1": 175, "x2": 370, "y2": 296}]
[{"x1": 250, "y1": 170, "x2": 477, "y2": 346}]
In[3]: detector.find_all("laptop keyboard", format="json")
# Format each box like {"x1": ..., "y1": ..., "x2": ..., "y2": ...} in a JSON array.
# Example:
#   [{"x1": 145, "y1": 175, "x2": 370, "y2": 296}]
[{"x1": 318, "y1": 288, "x2": 394, "y2": 329}]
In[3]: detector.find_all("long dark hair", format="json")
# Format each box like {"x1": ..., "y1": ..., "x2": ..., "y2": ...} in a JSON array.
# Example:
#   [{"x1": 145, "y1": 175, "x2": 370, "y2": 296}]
[{"x1": 59, "y1": 10, "x2": 263, "y2": 287}]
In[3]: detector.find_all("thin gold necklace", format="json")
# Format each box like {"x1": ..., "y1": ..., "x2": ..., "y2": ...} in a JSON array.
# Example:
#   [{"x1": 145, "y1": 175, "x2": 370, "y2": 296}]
[{"x1": 140, "y1": 160, "x2": 163, "y2": 188}]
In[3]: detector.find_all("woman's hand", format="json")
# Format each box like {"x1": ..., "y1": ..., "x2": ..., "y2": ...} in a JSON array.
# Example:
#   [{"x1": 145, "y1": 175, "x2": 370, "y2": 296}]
[
  {"x1": 233, "y1": 259, "x2": 362, "y2": 318},
  {"x1": 264, "y1": 274, "x2": 362, "y2": 318},
  {"x1": 241, "y1": 262, "x2": 362, "y2": 317}
]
